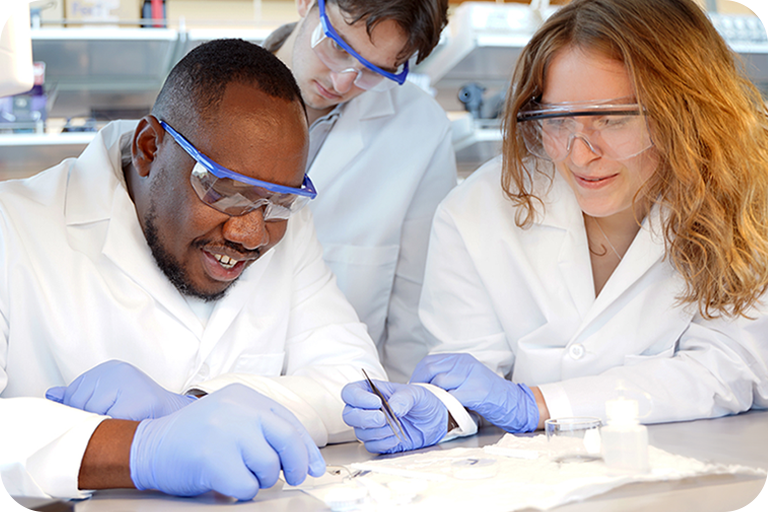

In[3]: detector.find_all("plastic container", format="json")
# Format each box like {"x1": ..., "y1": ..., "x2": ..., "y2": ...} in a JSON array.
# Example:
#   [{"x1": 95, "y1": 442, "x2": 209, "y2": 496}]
[{"x1": 600, "y1": 395, "x2": 649, "y2": 472}]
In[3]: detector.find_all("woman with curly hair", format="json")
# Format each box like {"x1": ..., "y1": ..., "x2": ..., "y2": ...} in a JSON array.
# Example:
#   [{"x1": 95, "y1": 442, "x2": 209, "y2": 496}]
[{"x1": 342, "y1": 0, "x2": 768, "y2": 453}]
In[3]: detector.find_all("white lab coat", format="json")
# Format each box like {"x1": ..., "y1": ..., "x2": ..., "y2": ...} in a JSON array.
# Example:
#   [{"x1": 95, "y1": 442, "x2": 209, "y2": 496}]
[
  {"x1": 420, "y1": 156, "x2": 768, "y2": 425},
  {"x1": 308, "y1": 82, "x2": 457, "y2": 383},
  {"x1": 0, "y1": 121, "x2": 386, "y2": 499}
]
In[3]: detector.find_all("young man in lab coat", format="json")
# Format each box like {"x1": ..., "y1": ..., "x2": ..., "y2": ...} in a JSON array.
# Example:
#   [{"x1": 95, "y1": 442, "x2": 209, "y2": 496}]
[
  {"x1": 263, "y1": 0, "x2": 458, "y2": 383},
  {"x1": 0, "y1": 39, "x2": 386, "y2": 500}
]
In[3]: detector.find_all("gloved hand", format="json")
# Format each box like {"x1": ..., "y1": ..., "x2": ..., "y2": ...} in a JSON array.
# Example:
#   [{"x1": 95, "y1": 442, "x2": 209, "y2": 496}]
[
  {"x1": 410, "y1": 353, "x2": 539, "y2": 433},
  {"x1": 130, "y1": 383, "x2": 326, "y2": 499},
  {"x1": 45, "y1": 360, "x2": 196, "y2": 420},
  {"x1": 342, "y1": 379, "x2": 448, "y2": 454}
]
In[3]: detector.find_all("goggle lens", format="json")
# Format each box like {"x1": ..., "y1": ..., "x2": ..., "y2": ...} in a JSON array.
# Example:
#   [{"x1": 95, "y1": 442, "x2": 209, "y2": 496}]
[
  {"x1": 190, "y1": 164, "x2": 311, "y2": 220},
  {"x1": 159, "y1": 120, "x2": 316, "y2": 221},
  {"x1": 518, "y1": 102, "x2": 653, "y2": 162}
]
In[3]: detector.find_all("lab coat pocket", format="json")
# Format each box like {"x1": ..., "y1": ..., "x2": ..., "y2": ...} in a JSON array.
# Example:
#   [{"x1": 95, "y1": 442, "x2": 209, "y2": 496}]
[
  {"x1": 623, "y1": 343, "x2": 676, "y2": 366},
  {"x1": 322, "y1": 243, "x2": 399, "y2": 341},
  {"x1": 232, "y1": 352, "x2": 286, "y2": 376}
]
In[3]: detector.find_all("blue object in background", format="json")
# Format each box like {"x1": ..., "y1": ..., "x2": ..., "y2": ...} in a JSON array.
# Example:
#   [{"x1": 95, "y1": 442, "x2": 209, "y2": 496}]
[{"x1": 0, "y1": 62, "x2": 47, "y2": 133}]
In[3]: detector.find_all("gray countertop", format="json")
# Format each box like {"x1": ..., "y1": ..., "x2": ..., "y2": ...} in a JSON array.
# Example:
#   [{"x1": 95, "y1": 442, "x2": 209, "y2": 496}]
[{"x1": 36, "y1": 409, "x2": 767, "y2": 512}]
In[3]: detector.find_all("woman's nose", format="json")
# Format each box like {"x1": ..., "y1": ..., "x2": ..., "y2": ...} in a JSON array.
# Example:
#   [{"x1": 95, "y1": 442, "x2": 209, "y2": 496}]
[{"x1": 567, "y1": 135, "x2": 601, "y2": 166}]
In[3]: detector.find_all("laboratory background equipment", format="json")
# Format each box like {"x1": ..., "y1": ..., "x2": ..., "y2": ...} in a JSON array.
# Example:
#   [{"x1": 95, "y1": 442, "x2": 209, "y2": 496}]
[{"x1": 1, "y1": 1, "x2": 767, "y2": 181}]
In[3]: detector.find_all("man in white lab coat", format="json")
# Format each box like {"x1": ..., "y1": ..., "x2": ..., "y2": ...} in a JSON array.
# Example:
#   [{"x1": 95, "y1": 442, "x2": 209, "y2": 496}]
[
  {"x1": 0, "y1": 39, "x2": 385, "y2": 500},
  {"x1": 264, "y1": 0, "x2": 458, "y2": 383}
]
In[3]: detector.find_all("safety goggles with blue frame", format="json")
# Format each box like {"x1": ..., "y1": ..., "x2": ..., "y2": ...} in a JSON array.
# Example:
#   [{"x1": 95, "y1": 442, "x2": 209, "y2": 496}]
[
  {"x1": 160, "y1": 120, "x2": 317, "y2": 220},
  {"x1": 311, "y1": 0, "x2": 409, "y2": 91}
]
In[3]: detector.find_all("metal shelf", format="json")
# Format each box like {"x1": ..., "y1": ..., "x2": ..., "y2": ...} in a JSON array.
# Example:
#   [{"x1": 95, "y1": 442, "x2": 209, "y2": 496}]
[
  {"x1": 413, "y1": 2, "x2": 550, "y2": 172},
  {"x1": 0, "y1": 132, "x2": 95, "y2": 180},
  {"x1": 31, "y1": 27, "x2": 179, "y2": 118},
  {"x1": 177, "y1": 28, "x2": 270, "y2": 59},
  {"x1": 447, "y1": 111, "x2": 500, "y2": 177},
  {"x1": 3, "y1": 27, "x2": 275, "y2": 179},
  {"x1": 710, "y1": 13, "x2": 768, "y2": 96}
]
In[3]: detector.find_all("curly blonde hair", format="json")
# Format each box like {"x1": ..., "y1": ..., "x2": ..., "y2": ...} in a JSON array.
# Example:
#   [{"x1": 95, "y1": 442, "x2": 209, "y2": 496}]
[{"x1": 501, "y1": 0, "x2": 768, "y2": 319}]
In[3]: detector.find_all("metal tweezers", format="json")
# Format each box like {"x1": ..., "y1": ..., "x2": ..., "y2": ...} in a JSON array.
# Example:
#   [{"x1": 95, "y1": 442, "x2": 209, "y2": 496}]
[{"x1": 362, "y1": 369, "x2": 407, "y2": 443}]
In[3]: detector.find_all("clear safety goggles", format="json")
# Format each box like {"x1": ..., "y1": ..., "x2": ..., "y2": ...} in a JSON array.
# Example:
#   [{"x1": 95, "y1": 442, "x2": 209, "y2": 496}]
[
  {"x1": 517, "y1": 98, "x2": 654, "y2": 162},
  {"x1": 310, "y1": 0, "x2": 409, "y2": 92},
  {"x1": 160, "y1": 120, "x2": 317, "y2": 220}
]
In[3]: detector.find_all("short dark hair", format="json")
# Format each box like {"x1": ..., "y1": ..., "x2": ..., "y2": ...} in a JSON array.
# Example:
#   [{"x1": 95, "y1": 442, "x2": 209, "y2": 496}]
[
  {"x1": 331, "y1": 0, "x2": 448, "y2": 64},
  {"x1": 152, "y1": 38, "x2": 305, "y2": 129}
]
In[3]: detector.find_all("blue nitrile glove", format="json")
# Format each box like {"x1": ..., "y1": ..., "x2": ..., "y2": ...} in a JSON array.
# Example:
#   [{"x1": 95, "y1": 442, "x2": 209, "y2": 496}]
[
  {"x1": 410, "y1": 353, "x2": 539, "y2": 433},
  {"x1": 130, "y1": 383, "x2": 326, "y2": 499},
  {"x1": 342, "y1": 380, "x2": 448, "y2": 454},
  {"x1": 45, "y1": 360, "x2": 196, "y2": 420}
]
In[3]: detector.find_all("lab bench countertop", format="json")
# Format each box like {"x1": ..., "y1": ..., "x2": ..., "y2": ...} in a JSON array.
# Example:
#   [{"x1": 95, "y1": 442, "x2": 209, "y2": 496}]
[{"x1": 12, "y1": 409, "x2": 768, "y2": 512}]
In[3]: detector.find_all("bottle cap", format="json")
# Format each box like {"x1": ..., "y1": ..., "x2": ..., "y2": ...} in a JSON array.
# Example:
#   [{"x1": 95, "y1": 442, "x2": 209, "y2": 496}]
[{"x1": 606, "y1": 397, "x2": 639, "y2": 424}]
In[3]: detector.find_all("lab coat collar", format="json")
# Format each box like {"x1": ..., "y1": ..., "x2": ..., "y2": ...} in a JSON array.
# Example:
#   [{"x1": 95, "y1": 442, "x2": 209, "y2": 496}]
[
  {"x1": 63, "y1": 120, "x2": 273, "y2": 346},
  {"x1": 535, "y1": 166, "x2": 583, "y2": 231},
  {"x1": 541, "y1": 173, "x2": 597, "y2": 318},
  {"x1": 308, "y1": 88, "x2": 395, "y2": 182},
  {"x1": 356, "y1": 87, "x2": 396, "y2": 121},
  {"x1": 197, "y1": 251, "x2": 276, "y2": 362},
  {"x1": 310, "y1": 102, "x2": 344, "y2": 128},
  {"x1": 100, "y1": 179, "x2": 276, "y2": 353},
  {"x1": 589, "y1": 204, "x2": 667, "y2": 315},
  {"x1": 64, "y1": 120, "x2": 138, "y2": 225},
  {"x1": 538, "y1": 169, "x2": 668, "y2": 320}
]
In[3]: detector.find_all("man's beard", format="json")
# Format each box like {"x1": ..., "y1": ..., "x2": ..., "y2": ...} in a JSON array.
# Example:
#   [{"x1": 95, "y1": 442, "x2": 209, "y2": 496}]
[{"x1": 143, "y1": 208, "x2": 228, "y2": 303}]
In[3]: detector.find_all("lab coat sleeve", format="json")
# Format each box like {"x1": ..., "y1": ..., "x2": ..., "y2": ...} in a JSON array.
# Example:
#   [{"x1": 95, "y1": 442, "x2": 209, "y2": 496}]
[
  {"x1": 187, "y1": 210, "x2": 385, "y2": 446},
  {"x1": 0, "y1": 212, "x2": 108, "y2": 500},
  {"x1": 538, "y1": 311, "x2": 768, "y2": 423},
  {"x1": 383, "y1": 123, "x2": 458, "y2": 383}
]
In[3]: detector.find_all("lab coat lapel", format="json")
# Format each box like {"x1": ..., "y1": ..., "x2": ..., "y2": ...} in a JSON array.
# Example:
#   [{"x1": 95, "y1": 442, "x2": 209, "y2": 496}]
[
  {"x1": 587, "y1": 205, "x2": 666, "y2": 318},
  {"x1": 100, "y1": 183, "x2": 206, "y2": 337},
  {"x1": 197, "y1": 250, "x2": 274, "y2": 362},
  {"x1": 308, "y1": 90, "x2": 395, "y2": 186},
  {"x1": 64, "y1": 120, "x2": 204, "y2": 336},
  {"x1": 65, "y1": 120, "x2": 280, "y2": 353},
  {"x1": 541, "y1": 174, "x2": 596, "y2": 319},
  {"x1": 539, "y1": 172, "x2": 667, "y2": 328},
  {"x1": 100, "y1": 187, "x2": 279, "y2": 353}
]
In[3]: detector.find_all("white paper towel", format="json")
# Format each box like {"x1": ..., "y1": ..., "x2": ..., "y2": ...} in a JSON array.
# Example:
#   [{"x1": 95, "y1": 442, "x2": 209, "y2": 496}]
[{"x1": 291, "y1": 434, "x2": 766, "y2": 511}]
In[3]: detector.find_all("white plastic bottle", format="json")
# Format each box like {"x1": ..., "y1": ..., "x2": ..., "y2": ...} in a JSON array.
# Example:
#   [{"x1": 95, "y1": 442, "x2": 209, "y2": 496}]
[{"x1": 600, "y1": 395, "x2": 650, "y2": 473}]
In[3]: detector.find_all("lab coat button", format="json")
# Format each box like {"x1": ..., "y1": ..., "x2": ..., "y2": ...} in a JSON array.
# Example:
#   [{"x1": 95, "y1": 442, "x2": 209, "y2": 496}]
[
  {"x1": 199, "y1": 364, "x2": 210, "y2": 377},
  {"x1": 569, "y1": 344, "x2": 585, "y2": 360}
]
